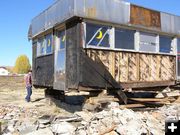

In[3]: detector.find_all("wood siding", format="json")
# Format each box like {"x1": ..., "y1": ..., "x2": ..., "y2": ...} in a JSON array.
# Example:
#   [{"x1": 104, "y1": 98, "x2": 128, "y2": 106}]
[
  {"x1": 86, "y1": 49, "x2": 176, "y2": 83},
  {"x1": 130, "y1": 5, "x2": 161, "y2": 29}
]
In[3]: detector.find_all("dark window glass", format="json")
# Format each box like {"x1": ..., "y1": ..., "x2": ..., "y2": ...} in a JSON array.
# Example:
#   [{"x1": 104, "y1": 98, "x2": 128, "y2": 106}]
[
  {"x1": 58, "y1": 31, "x2": 65, "y2": 50},
  {"x1": 178, "y1": 39, "x2": 180, "y2": 77},
  {"x1": 177, "y1": 38, "x2": 180, "y2": 54},
  {"x1": 115, "y1": 28, "x2": 135, "y2": 49},
  {"x1": 86, "y1": 23, "x2": 110, "y2": 47},
  {"x1": 46, "y1": 34, "x2": 52, "y2": 54},
  {"x1": 159, "y1": 36, "x2": 172, "y2": 53}
]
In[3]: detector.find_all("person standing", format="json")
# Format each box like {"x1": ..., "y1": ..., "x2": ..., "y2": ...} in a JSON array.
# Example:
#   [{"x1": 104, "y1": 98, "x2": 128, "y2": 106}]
[{"x1": 24, "y1": 70, "x2": 32, "y2": 102}]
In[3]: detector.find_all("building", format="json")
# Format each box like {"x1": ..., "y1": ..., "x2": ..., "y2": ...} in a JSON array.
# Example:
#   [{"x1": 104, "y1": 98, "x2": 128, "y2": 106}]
[
  {"x1": 28, "y1": 0, "x2": 180, "y2": 102},
  {"x1": 0, "y1": 67, "x2": 9, "y2": 76}
]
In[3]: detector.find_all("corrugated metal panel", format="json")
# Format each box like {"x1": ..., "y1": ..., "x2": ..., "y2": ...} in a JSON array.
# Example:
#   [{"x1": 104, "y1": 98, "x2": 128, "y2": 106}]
[
  {"x1": 30, "y1": 0, "x2": 180, "y2": 38},
  {"x1": 31, "y1": 0, "x2": 130, "y2": 37},
  {"x1": 74, "y1": 0, "x2": 130, "y2": 24},
  {"x1": 31, "y1": 0, "x2": 74, "y2": 36},
  {"x1": 31, "y1": 12, "x2": 45, "y2": 36},
  {"x1": 174, "y1": 16, "x2": 180, "y2": 35},
  {"x1": 161, "y1": 12, "x2": 180, "y2": 35}
]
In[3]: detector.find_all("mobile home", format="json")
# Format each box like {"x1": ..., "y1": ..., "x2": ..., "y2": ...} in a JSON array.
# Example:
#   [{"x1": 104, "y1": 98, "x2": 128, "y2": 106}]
[{"x1": 28, "y1": 0, "x2": 180, "y2": 99}]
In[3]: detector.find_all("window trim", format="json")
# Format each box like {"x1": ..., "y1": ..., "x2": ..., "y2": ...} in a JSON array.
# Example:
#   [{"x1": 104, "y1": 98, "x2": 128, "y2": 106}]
[
  {"x1": 57, "y1": 30, "x2": 66, "y2": 51},
  {"x1": 85, "y1": 23, "x2": 113, "y2": 49},
  {"x1": 83, "y1": 22, "x2": 176, "y2": 56},
  {"x1": 45, "y1": 33, "x2": 53, "y2": 55},
  {"x1": 114, "y1": 27, "x2": 136, "y2": 51},
  {"x1": 36, "y1": 32, "x2": 53, "y2": 57},
  {"x1": 139, "y1": 31, "x2": 158, "y2": 53},
  {"x1": 159, "y1": 35, "x2": 174, "y2": 54}
]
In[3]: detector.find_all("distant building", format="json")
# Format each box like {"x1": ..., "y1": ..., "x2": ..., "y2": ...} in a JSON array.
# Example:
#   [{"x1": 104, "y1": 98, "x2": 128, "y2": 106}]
[{"x1": 0, "y1": 67, "x2": 9, "y2": 76}]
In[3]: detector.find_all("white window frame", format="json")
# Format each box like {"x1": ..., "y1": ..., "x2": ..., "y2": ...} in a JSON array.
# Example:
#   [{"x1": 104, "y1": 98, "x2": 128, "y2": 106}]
[
  {"x1": 83, "y1": 22, "x2": 177, "y2": 56},
  {"x1": 36, "y1": 33, "x2": 53, "y2": 57},
  {"x1": 138, "y1": 32, "x2": 158, "y2": 53},
  {"x1": 85, "y1": 23, "x2": 113, "y2": 50},
  {"x1": 113, "y1": 28, "x2": 136, "y2": 52},
  {"x1": 37, "y1": 37, "x2": 45, "y2": 57}
]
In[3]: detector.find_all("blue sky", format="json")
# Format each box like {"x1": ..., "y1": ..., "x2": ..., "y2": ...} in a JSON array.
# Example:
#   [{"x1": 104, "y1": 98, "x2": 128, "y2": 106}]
[{"x1": 0, "y1": 0, "x2": 180, "y2": 66}]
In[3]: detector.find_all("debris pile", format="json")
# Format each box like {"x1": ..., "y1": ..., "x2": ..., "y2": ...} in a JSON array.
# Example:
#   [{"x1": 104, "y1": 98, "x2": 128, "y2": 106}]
[{"x1": 0, "y1": 103, "x2": 180, "y2": 135}]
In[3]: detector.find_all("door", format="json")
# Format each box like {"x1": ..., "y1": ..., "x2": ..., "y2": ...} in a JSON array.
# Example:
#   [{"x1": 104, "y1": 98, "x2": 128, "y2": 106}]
[
  {"x1": 177, "y1": 39, "x2": 180, "y2": 80},
  {"x1": 54, "y1": 30, "x2": 66, "y2": 90}
]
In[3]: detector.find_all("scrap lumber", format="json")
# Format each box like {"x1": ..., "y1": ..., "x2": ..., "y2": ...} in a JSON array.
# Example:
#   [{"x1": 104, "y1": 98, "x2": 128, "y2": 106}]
[{"x1": 119, "y1": 104, "x2": 146, "y2": 109}]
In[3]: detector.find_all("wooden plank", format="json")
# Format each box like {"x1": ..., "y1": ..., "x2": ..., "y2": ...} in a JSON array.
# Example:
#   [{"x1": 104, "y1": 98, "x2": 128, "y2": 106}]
[
  {"x1": 130, "y1": 5, "x2": 161, "y2": 28},
  {"x1": 136, "y1": 53, "x2": 140, "y2": 81},
  {"x1": 156, "y1": 91, "x2": 180, "y2": 98},
  {"x1": 120, "y1": 104, "x2": 146, "y2": 109},
  {"x1": 120, "y1": 81, "x2": 175, "y2": 89},
  {"x1": 156, "y1": 55, "x2": 161, "y2": 81},
  {"x1": 129, "y1": 98, "x2": 168, "y2": 102},
  {"x1": 111, "y1": 52, "x2": 115, "y2": 78}
]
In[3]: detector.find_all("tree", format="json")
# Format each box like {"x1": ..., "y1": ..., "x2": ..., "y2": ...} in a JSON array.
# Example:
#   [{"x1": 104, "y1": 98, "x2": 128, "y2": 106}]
[{"x1": 14, "y1": 55, "x2": 31, "y2": 74}]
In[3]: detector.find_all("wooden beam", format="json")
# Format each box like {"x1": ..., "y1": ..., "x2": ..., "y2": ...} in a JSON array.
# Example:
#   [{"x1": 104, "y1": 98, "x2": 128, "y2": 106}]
[{"x1": 120, "y1": 104, "x2": 146, "y2": 109}]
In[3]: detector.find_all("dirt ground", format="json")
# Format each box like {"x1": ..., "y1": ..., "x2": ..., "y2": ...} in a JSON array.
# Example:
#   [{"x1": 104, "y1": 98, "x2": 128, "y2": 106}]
[
  {"x1": 0, "y1": 76, "x2": 179, "y2": 115},
  {"x1": 0, "y1": 76, "x2": 180, "y2": 135},
  {"x1": 0, "y1": 76, "x2": 78, "y2": 118}
]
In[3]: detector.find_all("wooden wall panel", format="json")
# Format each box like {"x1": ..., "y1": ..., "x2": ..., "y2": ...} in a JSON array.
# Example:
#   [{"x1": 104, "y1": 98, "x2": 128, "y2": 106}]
[
  {"x1": 139, "y1": 54, "x2": 151, "y2": 81},
  {"x1": 128, "y1": 53, "x2": 137, "y2": 81},
  {"x1": 130, "y1": 5, "x2": 161, "y2": 29},
  {"x1": 86, "y1": 49, "x2": 176, "y2": 84}
]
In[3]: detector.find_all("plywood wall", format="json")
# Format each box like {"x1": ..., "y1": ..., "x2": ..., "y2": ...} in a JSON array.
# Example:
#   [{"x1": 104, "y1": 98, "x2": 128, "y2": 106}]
[{"x1": 86, "y1": 49, "x2": 176, "y2": 83}]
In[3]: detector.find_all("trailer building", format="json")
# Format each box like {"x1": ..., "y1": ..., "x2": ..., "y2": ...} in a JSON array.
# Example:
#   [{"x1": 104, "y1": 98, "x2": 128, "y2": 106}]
[{"x1": 28, "y1": 0, "x2": 180, "y2": 99}]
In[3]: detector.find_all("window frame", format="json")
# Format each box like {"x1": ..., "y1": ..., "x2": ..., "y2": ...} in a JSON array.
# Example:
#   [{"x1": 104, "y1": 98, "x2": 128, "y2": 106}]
[
  {"x1": 57, "y1": 30, "x2": 66, "y2": 51},
  {"x1": 159, "y1": 35, "x2": 175, "y2": 54},
  {"x1": 45, "y1": 33, "x2": 53, "y2": 55},
  {"x1": 139, "y1": 31, "x2": 159, "y2": 53},
  {"x1": 85, "y1": 23, "x2": 113, "y2": 49},
  {"x1": 36, "y1": 32, "x2": 53, "y2": 57},
  {"x1": 114, "y1": 27, "x2": 136, "y2": 51}
]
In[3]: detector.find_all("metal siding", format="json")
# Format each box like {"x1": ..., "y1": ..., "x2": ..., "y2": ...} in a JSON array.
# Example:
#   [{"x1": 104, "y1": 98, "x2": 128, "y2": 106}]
[
  {"x1": 31, "y1": 0, "x2": 130, "y2": 37},
  {"x1": 32, "y1": 13, "x2": 45, "y2": 36},
  {"x1": 174, "y1": 16, "x2": 180, "y2": 35},
  {"x1": 30, "y1": 0, "x2": 180, "y2": 37},
  {"x1": 161, "y1": 12, "x2": 180, "y2": 35},
  {"x1": 75, "y1": 0, "x2": 130, "y2": 25},
  {"x1": 31, "y1": 0, "x2": 74, "y2": 36}
]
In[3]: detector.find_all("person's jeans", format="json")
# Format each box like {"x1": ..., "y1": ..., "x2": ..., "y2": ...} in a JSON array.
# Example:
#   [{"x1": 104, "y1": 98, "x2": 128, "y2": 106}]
[{"x1": 25, "y1": 86, "x2": 32, "y2": 102}]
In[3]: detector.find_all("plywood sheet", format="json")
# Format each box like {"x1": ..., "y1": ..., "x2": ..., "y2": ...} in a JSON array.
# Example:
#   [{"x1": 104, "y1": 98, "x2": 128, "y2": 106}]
[{"x1": 130, "y1": 5, "x2": 161, "y2": 29}]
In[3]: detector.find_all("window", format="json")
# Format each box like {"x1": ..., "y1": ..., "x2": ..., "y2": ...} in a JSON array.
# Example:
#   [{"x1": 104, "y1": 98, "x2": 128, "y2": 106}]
[
  {"x1": 178, "y1": 38, "x2": 180, "y2": 54},
  {"x1": 58, "y1": 31, "x2": 66, "y2": 50},
  {"x1": 139, "y1": 32, "x2": 157, "y2": 52},
  {"x1": 86, "y1": 23, "x2": 111, "y2": 48},
  {"x1": 115, "y1": 28, "x2": 135, "y2": 50},
  {"x1": 37, "y1": 38, "x2": 45, "y2": 56},
  {"x1": 36, "y1": 33, "x2": 53, "y2": 56},
  {"x1": 159, "y1": 36, "x2": 172, "y2": 53},
  {"x1": 46, "y1": 34, "x2": 53, "y2": 54},
  {"x1": 177, "y1": 39, "x2": 180, "y2": 77}
]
